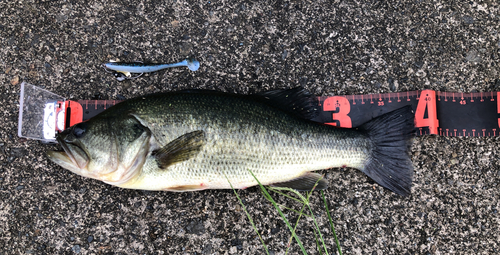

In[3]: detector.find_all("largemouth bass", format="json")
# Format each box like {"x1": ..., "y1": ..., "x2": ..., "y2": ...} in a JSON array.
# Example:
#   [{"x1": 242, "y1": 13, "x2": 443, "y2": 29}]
[{"x1": 47, "y1": 88, "x2": 414, "y2": 195}]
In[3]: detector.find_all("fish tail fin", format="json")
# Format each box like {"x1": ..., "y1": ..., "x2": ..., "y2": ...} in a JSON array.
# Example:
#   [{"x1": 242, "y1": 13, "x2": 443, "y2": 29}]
[{"x1": 359, "y1": 106, "x2": 415, "y2": 196}]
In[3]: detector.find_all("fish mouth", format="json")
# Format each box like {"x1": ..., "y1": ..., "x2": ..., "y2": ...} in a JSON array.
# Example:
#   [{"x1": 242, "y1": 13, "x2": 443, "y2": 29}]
[{"x1": 47, "y1": 136, "x2": 89, "y2": 176}]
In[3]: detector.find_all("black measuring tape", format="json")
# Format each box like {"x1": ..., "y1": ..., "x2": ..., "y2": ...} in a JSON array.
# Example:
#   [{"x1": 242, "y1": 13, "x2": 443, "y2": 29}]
[
  {"x1": 312, "y1": 90, "x2": 500, "y2": 137},
  {"x1": 59, "y1": 90, "x2": 500, "y2": 137}
]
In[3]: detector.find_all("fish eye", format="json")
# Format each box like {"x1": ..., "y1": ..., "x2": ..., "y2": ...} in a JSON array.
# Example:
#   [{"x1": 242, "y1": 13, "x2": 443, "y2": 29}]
[{"x1": 72, "y1": 122, "x2": 87, "y2": 138}]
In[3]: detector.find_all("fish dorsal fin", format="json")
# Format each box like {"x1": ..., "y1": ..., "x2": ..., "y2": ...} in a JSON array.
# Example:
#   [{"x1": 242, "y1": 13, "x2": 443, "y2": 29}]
[
  {"x1": 173, "y1": 87, "x2": 319, "y2": 120},
  {"x1": 271, "y1": 172, "x2": 327, "y2": 191},
  {"x1": 152, "y1": 130, "x2": 206, "y2": 169},
  {"x1": 255, "y1": 87, "x2": 319, "y2": 120}
]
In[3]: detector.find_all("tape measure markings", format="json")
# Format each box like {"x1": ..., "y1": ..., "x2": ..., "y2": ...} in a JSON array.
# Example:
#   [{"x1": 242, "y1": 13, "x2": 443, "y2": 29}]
[
  {"x1": 59, "y1": 90, "x2": 500, "y2": 137},
  {"x1": 316, "y1": 90, "x2": 499, "y2": 137}
]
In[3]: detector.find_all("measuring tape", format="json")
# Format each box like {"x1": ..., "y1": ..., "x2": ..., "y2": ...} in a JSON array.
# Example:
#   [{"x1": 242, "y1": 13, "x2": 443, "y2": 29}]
[
  {"x1": 58, "y1": 90, "x2": 500, "y2": 137},
  {"x1": 313, "y1": 90, "x2": 500, "y2": 137}
]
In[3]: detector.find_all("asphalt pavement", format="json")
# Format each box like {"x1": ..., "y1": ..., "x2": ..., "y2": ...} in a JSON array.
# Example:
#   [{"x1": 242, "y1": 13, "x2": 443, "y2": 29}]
[{"x1": 0, "y1": 0, "x2": 499, "y2": 254}]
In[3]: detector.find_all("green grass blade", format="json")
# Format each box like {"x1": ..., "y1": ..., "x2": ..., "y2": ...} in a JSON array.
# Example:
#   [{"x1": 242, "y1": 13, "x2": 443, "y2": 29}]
[
  {"x1": 249, "y1": 170, "x2": 308, "y2": 255},
  {"x1": 273, "y1": 175, "x2": 330, "y2": 255},
  {"x1": 226, "y1": 177, "x2": 270, "y2": 255},
  {"x1": 286, "y1": 198, "x2": 308, "y2": 255},
  {"x1": 305, "y1": 196, "x2": 329, "y2": 255},
  {"x1": 321, "y1": 191, "x2": 342, "y2": 255},
  {"x1": 268, "y1": 186, "x2": 310, "y2": 205},
  {"x1": 270, "y1": 203, "x2": 314, "y2": 218},
  {"x1": 313, "y1": 226, "x2": 323, "y2": 255},
  {"x1": 268, "y1": 189, "x2": 307, "y2": 205}
]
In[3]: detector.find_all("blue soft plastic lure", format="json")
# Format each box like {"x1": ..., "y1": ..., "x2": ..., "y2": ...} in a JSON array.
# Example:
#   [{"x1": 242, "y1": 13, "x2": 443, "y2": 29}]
[{"x1": 102, "y1": 58, "x2": 200, "y2": 81}]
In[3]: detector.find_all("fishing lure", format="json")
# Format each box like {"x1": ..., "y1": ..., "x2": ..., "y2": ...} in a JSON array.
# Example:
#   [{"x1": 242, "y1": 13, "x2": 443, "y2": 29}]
[{"x1": 102, "y1": 58, "x2": 200, "y2": 81}]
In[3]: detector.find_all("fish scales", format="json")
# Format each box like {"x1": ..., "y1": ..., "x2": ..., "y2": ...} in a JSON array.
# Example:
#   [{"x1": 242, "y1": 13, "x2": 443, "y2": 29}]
[{"x1": 103, "y1": 92, "x2": 370, "y2": 190}]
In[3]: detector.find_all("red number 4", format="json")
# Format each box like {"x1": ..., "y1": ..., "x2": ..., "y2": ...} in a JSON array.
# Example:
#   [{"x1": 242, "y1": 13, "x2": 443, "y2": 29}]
[{"x1": 415, "y1": 90, "x2": 439, "y2": 134}]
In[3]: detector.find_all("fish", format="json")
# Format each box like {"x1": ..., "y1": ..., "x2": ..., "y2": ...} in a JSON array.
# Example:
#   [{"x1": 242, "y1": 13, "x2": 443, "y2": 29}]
[{"x1": 47, "y1": 87, "x2": 415, "y2": 195}]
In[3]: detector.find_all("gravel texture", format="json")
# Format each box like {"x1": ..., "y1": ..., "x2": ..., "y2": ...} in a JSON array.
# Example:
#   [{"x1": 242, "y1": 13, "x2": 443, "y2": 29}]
[{"x1": 1, "y1": 0, "x2": 500, "y2": 254}]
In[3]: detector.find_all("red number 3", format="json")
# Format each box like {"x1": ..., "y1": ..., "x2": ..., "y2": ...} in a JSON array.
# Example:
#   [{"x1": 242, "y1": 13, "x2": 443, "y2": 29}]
[{"x1": 323, "y1": 96, "x2": 352, "y2": 128}]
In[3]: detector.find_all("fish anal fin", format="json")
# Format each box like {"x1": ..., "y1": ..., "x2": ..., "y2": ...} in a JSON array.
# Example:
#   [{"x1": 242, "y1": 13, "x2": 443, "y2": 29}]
[
  {"x1": 271, "y1": 172, "x2": 327, "y2": 191},
  {"x1": 153, "y1": 130, "x2": 206, "y2": 169}
]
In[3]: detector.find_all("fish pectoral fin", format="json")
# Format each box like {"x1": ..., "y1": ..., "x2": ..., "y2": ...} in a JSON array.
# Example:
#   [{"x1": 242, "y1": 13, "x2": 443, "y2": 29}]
[
  {"x1": 153, "y1": 130, "x2": 206, "y2": 169},
  {"x1": 270, "y1": 172, "x2": 328, "y2": 191}
]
